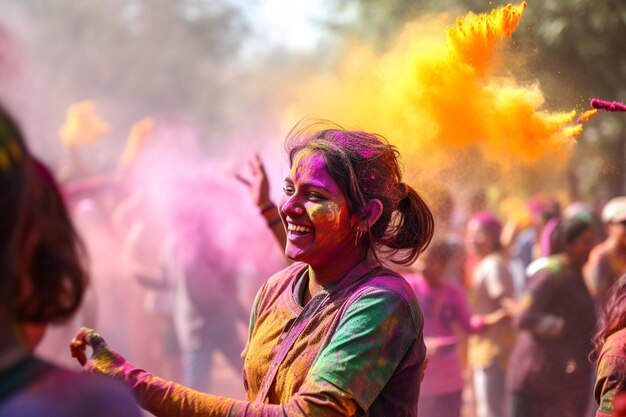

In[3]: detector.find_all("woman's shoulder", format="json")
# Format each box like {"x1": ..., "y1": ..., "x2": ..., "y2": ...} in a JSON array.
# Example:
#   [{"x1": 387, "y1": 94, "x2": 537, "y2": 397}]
[
  {"x1": 355, "y1": 267, "x2": 422, "y2": 314},
  {"x1": 527, "y1": 256, "x2": 564, "y2": 282},
  {"x1": 347, "y1": 267, "x2": 423, "y2": 330},
  {"x1": 366, "y1": 266, "x2": 414, "y2": 295},
  {"x1": 1, "y1": 361, "x2": 141, "y2": 417},
  {"x1": 602, "y1": 328, "x2": 626, "y2": 359}
]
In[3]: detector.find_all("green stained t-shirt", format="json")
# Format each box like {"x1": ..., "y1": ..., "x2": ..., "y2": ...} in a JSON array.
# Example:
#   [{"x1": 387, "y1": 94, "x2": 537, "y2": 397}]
[{"x1": 87, "y1": 259, "x2": 426, "y2": 417}]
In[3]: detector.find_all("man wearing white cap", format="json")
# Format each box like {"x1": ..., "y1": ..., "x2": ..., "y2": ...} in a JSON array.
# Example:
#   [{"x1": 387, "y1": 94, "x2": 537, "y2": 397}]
[{"x1": 586, "y1": 197, "x2": 626, "y2": 307}]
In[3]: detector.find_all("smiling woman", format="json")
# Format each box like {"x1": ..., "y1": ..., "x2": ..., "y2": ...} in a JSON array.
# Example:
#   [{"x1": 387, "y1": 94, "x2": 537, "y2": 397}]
[{"x1": 70, "y1": 120, "x2": 435, "y2": 417}]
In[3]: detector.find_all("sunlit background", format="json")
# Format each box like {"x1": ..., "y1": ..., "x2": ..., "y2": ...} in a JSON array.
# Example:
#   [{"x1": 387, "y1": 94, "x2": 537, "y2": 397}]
[{"x1": 1, "y1": 0, "x2": 624, "y2": 412}]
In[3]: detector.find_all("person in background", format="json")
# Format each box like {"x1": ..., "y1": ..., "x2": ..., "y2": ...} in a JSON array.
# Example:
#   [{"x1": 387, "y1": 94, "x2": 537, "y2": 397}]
[
  {"x1": 593, "y1": 273, "x2": 626, "y2": 417},
  {"x1": 70, "y1": 122, "x2": 434, "y2": 416},
  {"x1": 512, "y1": 194, "x2": 561, "y2": 270},
  {"x1": 508, "y1": 217, "x2": 597, "y2": 417},
  {"x1": 465, "y1": 212, "x2": 517, "y2": 417},
  {"x1": 586, "y1": 197, "x2": 626, "y2": 308},
  {"x1": 0, "y1": 104, "x2": 141, "y2": 416},
  {"x1": 406, "y1": 240, "x2": 509, "y2": 417}
]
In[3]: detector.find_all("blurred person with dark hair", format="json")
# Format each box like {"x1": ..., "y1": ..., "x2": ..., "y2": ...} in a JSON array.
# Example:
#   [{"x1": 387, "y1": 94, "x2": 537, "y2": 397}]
[
  {"x1": 465, "y1": 212, "x2": 517, "y2": 417},
  {"x1": 586, "y1": 197, "x2": 626, "y2": 308},
  {"x1": 508, "y1": 217, "x2": 597, "y2": 417},
  {"x1": 406, "y1": 240, "x2": 509, "y2": 417},
  {"x1": 512, "y1": 193, "x2": 561, "y2": 270},
  {"x1": 593, "y1": 273, "x2": 626, "y2": 417},
  {"x1": 0, "y1": 104, "x2": 141, "y2": 416}
]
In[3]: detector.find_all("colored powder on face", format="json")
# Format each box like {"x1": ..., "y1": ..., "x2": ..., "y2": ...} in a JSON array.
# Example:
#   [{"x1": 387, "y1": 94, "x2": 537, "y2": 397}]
[
  {"x1": 284, "y1": 3, "x2": 579, "y2": 184},
  {"x1": 577, "y1": 109, "x2": 598, "y2": 124},
  {"x1": 590, "y1": 98, "x2": 626, "y2": 112}
]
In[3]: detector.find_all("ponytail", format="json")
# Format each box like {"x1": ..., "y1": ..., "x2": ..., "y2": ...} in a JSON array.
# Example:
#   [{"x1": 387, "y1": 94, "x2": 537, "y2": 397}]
[{"x1": 378, "y1": 184, "x2": 434, "y2": 265}]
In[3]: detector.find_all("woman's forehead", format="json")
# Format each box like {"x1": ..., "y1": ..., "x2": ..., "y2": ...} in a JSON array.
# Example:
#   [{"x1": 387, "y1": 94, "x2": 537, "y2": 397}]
[{"x1": 290, "y1": 150, "x2": 328, "y2": 178}]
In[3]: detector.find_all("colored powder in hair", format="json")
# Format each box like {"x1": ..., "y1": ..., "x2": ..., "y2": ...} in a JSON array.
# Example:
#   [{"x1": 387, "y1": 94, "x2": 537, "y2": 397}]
[
  {"x1": 590, "y1": 98, "x2": 626, "y2": 113},
  {"x1": 284, "y1": 3, "x2": 579, "y2": 184}
]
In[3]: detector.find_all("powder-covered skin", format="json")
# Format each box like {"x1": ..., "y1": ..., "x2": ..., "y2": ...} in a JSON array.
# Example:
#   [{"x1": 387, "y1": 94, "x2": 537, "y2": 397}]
[
  {"x1": 85, "y1": 259, "x2": 426, "y2": 417},
  {"x1": 280, "y1": 150, "x2": 357, "y2": 269}
]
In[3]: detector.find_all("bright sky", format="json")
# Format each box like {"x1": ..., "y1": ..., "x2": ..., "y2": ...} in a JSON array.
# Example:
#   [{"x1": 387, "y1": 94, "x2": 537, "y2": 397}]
[{"x1": 239, "y1": 0, "x2": 327, "y2": 57}]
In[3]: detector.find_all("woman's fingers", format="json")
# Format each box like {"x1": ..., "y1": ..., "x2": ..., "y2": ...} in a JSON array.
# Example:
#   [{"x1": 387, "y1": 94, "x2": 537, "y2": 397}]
[
  {"x1": 84, "y1": 329, "x2": 107, "y2": 350},
  {"x1": 234, "y1": 173, "x2": 252, "y2": 187},
  {"x1": 69, "y1": 327, "x2": 91, "y2": 366},
  {"x1": 69, "y1": 327, "x2": 106, "y2": 367}
]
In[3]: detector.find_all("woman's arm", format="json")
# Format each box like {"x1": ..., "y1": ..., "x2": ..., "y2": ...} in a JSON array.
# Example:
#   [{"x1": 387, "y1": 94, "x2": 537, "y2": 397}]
[
  {"x1": 70, "y1": 287, "x2": 421, "y2": 417},
  {"x1": 450, "y1": 283, "x2": 508, "y2": 334},
  {"x1": 236, "y1": 154, "x2": 287, "y2": 250},
  {"x1": 595, "y1": 351, "x2": 626, "y2": 417}
]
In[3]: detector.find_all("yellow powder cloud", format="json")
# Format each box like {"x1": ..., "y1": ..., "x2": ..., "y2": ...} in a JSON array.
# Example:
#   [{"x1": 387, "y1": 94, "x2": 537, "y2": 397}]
[{"x1": 284, "y1": 3, "x2": 579, "y2": 187}]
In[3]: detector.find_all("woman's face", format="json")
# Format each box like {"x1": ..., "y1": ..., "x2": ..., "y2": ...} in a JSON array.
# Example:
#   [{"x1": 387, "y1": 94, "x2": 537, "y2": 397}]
[
  {"x1": 466, "y1": 219, "x2": 496, "y2": 258},
  {"x1": 279, "y1": 150, "x2": 359, "y2": 267},
  {"x1": 566, "y1": 227, "x2": 596, "y2": 265}
]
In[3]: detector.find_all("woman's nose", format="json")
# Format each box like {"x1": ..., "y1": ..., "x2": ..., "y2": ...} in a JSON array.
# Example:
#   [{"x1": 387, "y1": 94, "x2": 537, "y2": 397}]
[{"x1": 281, "y1": 195, "x2": 304, "y2": 216}]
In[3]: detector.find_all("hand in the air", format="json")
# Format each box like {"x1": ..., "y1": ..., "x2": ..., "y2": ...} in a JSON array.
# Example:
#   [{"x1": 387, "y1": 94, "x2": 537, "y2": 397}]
[{"x1": 235, "y1": 153, "x2": 272, "y2": 209}]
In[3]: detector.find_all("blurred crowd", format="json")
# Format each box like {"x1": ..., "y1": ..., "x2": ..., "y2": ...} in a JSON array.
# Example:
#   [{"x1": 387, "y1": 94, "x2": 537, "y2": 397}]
[
  {"x1": 401, "y1": 188, "x2": 626, "y2": 417},
  {"x1": 3, "y1": 101, "x2": 626, "y2": 417}
]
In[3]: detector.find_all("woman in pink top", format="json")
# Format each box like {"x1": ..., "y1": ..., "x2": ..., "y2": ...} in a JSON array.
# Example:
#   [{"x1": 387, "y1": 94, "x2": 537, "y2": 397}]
[{"x1": 406, "y1": 241, "x2": 508, "y2": 417}]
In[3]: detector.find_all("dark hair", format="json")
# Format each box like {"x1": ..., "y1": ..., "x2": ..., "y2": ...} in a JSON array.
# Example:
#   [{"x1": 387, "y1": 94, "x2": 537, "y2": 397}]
[
  {"x1": 527, "y1": 193, "x2": 561, "y2": 222},
  {"x1": 592, "y1": 274, "x2": 626, "y2": 363},
  {"x1": 549, "y1": 217, "x2": 591, "y2": 255},
  {"x1": 285, "y1": 121, "x2": 434, "y2": 265},
  {"x1": 0, "y1": 104, "x2": 87, "y2": 323}
]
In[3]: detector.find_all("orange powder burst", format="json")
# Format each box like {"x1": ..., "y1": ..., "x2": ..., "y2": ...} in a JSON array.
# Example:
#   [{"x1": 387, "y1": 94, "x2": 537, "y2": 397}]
[
  {"x1": 577, "y1": 108, "x2": 599, "y2": 124},
  {"x1": 59, "y1": 100, "x2": 111, "y2": 146},
  {"x1": 284, "y1": 2, "x2": 578, "y2": 183}
]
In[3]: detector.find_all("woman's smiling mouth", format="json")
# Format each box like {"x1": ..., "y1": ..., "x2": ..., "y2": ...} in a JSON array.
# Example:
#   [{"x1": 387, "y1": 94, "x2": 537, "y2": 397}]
[{"x1": 287, "y1": 222, "x2": 313, "y2": 240}]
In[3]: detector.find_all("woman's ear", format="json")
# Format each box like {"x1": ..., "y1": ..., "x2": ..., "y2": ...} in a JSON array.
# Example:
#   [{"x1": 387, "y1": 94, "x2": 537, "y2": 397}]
[{"x1": 366, "y1": 199, "x2": 383, "y2": 227}]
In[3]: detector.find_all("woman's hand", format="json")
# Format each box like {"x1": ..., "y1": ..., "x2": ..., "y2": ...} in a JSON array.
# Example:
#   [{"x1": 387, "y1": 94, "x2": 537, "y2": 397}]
[
  {"x1": 69, "y1": 327, "x2": 107, "y2": 367},
  {"x1": 235, "y1": 153, "x2": 272, "y2": 209}
]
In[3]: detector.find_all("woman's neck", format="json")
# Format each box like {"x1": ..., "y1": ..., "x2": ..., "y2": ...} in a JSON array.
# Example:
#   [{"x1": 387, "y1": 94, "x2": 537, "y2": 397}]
[{"x1": 304, "y1": 251, "x2": 368, "y2": 303}]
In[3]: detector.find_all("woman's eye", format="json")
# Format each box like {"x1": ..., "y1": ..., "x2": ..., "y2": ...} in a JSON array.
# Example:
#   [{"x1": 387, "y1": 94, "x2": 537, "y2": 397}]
[
  {"x1": 283, "y1": 186, "x2": 294, "y2": 195},
  {"x1": 307, "y1": 192, "x2": 323, "y2": 201}
]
